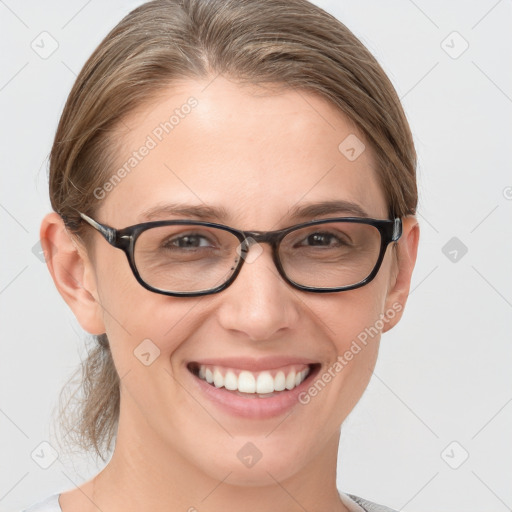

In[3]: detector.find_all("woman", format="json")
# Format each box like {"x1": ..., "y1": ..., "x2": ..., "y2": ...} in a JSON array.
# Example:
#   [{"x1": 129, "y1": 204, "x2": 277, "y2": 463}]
[{"x1": 25, "y1": 0, "x2": 419, "y2": 510}]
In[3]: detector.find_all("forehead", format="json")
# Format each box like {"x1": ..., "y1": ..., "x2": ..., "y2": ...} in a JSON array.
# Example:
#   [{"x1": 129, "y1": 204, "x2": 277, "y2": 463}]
[{"x1": 100, "y1": 77, "x2": 388, "y2": 227}]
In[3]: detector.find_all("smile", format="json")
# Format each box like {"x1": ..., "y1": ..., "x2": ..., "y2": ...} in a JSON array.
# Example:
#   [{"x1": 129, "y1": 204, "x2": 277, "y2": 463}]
[
  {"x1": 186, "y1": 358, "x2": 321, "y2": 418},
  {"x1": 189, "y1": 363, "x2": 311, "y2": 396}
]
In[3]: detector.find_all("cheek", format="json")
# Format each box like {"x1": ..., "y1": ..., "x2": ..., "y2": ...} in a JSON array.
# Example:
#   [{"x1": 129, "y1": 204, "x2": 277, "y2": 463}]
[
  {"x1": 311, "y1": 278, "x2": 388, "y2": 354},
  {"x1": 91, "y1": 247, "x2": 186, "y2": 371},
  {"x1": 296, "y1": 272, "x2": 392, "y2": 419}
]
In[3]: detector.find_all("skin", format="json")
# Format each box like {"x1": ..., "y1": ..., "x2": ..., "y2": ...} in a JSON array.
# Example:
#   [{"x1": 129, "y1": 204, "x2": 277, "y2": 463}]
[{"x1": 42, "y1": 76, "x2": 419, "y2": 512}]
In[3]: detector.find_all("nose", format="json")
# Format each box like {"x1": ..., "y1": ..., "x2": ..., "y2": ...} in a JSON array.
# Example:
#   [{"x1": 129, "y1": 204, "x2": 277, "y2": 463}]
[{"x1": 215, "y1": 243, "x2": 301, "y2": 342}]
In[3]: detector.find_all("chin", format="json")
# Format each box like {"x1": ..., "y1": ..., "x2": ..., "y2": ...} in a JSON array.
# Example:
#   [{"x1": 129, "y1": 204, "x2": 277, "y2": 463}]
[{"x1": 193, "y1": 436, "x2": 313, "y2": 487}]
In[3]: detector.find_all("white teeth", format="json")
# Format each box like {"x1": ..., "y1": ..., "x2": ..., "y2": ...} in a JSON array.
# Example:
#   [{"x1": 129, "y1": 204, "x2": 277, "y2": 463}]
[
  {"x1": 274, "y1": 371, "x2": 286, "y2": 392},
  {"x1": 224, "y1": 370, "x2": 238, "y2": 391},
  {"x1": 285, "y1": 370, "x2": 296, "y2": 390},
  {"x1": 213, "y1": 369, "x2": 224, "y2": 388},
  {"x1": 195, "y1": 365, "x2": 311, "y2": 394},
  {"x1": 238, "y1": 371, "x2": 256, "y2": 393},
  {"x1": 256, "y1": 372, "x2": 274, "y2": 394}
]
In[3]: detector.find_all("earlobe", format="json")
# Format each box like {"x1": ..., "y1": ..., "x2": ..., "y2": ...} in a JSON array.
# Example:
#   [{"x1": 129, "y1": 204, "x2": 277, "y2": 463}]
[
  {"x1": 40, "y1": 212, "x2": 106, "y2": 335},
  {"x1": 382, "y1": 215, "x2": 420, "y2": 333}
]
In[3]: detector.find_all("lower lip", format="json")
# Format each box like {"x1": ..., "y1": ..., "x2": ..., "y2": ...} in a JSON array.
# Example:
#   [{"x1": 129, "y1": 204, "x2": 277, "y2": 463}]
[{"x1": 189, "y1": 366, "x2": 319, "y2": 419}]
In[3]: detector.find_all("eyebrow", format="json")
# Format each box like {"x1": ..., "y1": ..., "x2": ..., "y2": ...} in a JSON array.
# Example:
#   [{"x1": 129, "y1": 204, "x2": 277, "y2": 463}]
[
  {"x1": 138, "y1": 199, "x2": 370, "y2": 224},
  {"x1": 286, "y1": 200, "x2": 369, "y2": 221},
  {"x1": 139, "y1": 203, "x2": 230, "y2": 222}
]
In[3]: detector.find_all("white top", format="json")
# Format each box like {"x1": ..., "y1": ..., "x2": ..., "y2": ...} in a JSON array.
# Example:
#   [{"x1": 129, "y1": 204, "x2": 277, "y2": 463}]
[{"x1": 22, "y1": 492, "x2": 397, "y2": 512}]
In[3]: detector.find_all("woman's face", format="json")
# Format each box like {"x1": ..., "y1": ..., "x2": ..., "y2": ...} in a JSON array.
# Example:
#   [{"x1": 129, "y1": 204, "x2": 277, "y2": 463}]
[{"x1": 72, "y1": 77, "x2": 415, "y2": 484}]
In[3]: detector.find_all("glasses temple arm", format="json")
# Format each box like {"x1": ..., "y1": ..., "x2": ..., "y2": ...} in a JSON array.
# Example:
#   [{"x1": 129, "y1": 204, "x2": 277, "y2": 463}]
[
  {"x1": 392, "y1": 218, "x2": 402, "y2": 241},
  {"x1": 79, "y1": 212, "x2": 117, "y2": 245}
]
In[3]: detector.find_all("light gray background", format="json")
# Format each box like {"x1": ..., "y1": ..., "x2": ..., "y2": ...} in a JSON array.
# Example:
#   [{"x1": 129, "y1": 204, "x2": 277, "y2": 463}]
[{"x1": 1, "y1": 1, "x2": 511, "y2": 511}]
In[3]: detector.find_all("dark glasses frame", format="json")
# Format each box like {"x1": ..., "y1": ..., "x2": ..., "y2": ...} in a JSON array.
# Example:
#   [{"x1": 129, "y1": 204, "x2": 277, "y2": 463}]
[{"x1": 78, "y1": 212, "x2": 402, "y2": 297}]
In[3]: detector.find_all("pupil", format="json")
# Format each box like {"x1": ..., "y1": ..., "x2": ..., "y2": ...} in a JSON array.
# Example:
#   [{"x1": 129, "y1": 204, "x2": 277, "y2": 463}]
[
  {"x1": 308, "y1": 233, "x2": 330, "y2": 245},
  {"x1": 179, "y1": 235, "x2": 200, "y2": 247}
]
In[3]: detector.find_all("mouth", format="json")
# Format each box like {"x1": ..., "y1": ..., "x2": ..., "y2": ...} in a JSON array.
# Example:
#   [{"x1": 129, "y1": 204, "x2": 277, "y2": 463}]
[
  {"x1": 186, "y1": 360, "x2": 321, "y2": 418},
  {"x1": 188, "y1": 362, "x2": 319, "y2": 396}
]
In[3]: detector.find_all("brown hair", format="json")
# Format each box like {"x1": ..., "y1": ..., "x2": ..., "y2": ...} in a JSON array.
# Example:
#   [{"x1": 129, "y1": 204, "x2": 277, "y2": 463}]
[{"x1": 51, "y1": 0, "x2": 417, "y2": 460}]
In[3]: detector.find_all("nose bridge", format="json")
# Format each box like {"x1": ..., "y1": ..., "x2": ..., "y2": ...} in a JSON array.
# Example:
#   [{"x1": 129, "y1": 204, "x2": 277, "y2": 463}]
[
  {"x1": 242, "y1": 229, "x2": 280, "y2": 247},
  {"x1": 217, "y1": 232, "x2": 299, "y2": 340},
  {"x1": 238, "y1": 229, "x2": 283, "y2": 277}
]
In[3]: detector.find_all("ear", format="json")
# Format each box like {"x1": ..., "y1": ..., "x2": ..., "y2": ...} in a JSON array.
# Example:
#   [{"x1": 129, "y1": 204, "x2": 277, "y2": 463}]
[
  {"x1": 40, "y1": 212, "x2": 106, "y2": 335},
  {"x1": 382, "y1": 216, "x2": 420, "y2": 333}
]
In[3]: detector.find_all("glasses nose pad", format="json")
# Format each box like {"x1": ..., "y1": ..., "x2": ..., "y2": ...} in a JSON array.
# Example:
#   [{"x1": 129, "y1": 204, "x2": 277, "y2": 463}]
[{"x1": 235, "y1": 236, "x2": 264, "y2": 264}]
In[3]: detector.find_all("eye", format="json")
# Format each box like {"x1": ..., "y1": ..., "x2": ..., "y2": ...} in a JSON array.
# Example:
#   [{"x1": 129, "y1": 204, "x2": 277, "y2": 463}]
[
  {"x1": 298, "y1": 231, "x2": 349, "y2": 248},
  {"x1": 305, "y1": 232, "x2": 337, "y2": 246},
  {"x1": 163, "y1": 233, "x2": 214, "y2": 249}
]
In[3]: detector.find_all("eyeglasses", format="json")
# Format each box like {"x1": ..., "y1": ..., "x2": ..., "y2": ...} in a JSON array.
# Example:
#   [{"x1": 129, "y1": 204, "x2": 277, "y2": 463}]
[{"x1": 78, "y1": 212, "x2": 402, "y2": 297}]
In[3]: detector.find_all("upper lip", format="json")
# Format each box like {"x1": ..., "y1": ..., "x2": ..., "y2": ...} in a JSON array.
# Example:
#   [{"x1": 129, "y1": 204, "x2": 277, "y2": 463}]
[{"x1": 187, "y1": 356, "x2": 319, "y2": 372}]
